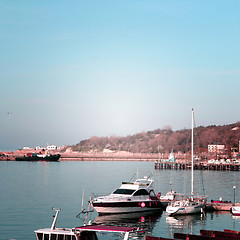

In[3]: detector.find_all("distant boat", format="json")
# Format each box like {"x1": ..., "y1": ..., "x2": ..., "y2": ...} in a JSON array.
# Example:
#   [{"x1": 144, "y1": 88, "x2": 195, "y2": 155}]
[
  {"x1": 206, "y1": 199, "x2": 234, "y2": 211},
  {"x1": 166, "y1": 150, "x2": 176, "y2": 162},
  {"x1": 91, "y1": 175, "x2": 163, "y2": 214},
  {"x1": 159, "y1": 190, "x2": 176, "y2": 208},
  {"x1": 231, "y1": 206, "x2": 240, "y2": 216},
  {"x1": 166, "y1": 109, "x2": 207, "y2": 216},
  {"x1": 15, "y1": 150, "x2": 60, "y2": 162}
]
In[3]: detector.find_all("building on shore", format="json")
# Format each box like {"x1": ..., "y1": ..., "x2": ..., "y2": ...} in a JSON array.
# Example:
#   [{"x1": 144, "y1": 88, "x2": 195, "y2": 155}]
[{"x1": 208, "y1": 144, "x2": 225, "y2": 153}]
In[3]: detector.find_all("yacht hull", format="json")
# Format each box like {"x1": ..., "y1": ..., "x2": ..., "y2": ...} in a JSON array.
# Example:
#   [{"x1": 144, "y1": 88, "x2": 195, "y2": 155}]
[
  {"x1": 92, "y1": 200, "x2": 162, "y2": 214},
  {"x1": 15, "y1": 154, "x2": 60, "y2": 161}
]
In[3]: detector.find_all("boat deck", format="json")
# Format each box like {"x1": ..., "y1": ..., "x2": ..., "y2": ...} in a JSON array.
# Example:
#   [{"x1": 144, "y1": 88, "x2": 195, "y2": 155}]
[{"x1": 146, "y1": 229, "x2": 240, "y2": 240}]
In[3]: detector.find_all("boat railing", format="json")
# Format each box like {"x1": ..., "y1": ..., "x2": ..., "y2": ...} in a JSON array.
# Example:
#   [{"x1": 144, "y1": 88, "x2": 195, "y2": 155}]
[
  {"x1": 91, "y1": 192, "x2": 110, "y2": 198},
  {"x1": 121, "y1": 181, "x2": 153, "y2": 188},
  {"x1": 93, "y1": 194, "x2": 151, "y2": 202},
  {"x1": 170, "y1": 194, "x2": 207, "y2": 204}
]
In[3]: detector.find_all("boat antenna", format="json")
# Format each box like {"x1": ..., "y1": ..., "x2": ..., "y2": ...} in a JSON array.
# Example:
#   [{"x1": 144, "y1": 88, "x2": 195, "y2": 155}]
[
  {"x1": 76, "y1": 196, "x2": 94, "y2": 218},
  {"x1": 51, "y1": 208, "x2": 61, "y2": 230},
  {"x1": 81, "y1": 189, "x2": 84, "y2": 212},
  {"x1": 84, "y1": 198, "x2": 94, "y2": 225}
]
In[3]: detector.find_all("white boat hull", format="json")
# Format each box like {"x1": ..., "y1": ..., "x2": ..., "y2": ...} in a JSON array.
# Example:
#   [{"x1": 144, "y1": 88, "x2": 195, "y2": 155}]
[
  {"x1": 94, "y1": 206, "x2": 162, "y2": 214},
  {"x1": 231, "y1": 206, "x2": 240, "y2": 216},
  {"x1": 92, "y1": 199, "x2": 163, "y2": 214},
  {"x1": 166, "y1": 203, "x2": 205, "y2": 216}
]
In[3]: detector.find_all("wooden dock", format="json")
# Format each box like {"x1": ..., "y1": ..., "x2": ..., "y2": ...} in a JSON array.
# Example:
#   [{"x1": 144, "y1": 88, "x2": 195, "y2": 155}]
[{"x1": 155, "y1": 161, "x2": 240, "y2": 171}]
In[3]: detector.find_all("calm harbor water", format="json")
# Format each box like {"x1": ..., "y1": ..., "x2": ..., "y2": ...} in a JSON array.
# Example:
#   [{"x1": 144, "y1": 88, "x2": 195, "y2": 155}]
[{"x1": 0, "y1": 161, "x2": 240, "y2": 240}]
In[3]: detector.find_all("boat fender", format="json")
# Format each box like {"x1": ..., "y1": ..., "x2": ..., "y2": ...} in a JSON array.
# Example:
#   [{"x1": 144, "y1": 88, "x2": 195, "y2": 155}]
[{"x1": 141, "y1": 202, "x2": 146, "y2": 208}]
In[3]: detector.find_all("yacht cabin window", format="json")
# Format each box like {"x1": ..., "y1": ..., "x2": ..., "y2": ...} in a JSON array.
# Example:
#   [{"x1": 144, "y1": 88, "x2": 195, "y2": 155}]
[
  {"x1": 112, "y1": 189, "x2": 135, "y2": 195},
  {"x1": 149, "y1": 190, "x2": 156, "y2": 197},
  {"x1": 133, "y1": 189, "x2": 149, "y2": 196}
]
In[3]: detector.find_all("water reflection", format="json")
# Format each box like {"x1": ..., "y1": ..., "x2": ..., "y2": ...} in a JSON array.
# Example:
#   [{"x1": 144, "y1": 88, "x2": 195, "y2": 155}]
[
  {"x1": 166, "y1": 214, "x2": 206, "y2": 237},
  {"x1": 94, "y1": 210, "x2": 163, "y2": 236},
  {"x1": 232, "y1": 215, "x2": 240, "y2": 220},
  {"x1": 210, "y1": 210, "x2": 231, "y2": 218},
  {"x1": 232, "y1": 215, "x2": 240, "y2": 230},
  {"x1": 166, "y1": 214, "x2": 205, "y2": 228}
]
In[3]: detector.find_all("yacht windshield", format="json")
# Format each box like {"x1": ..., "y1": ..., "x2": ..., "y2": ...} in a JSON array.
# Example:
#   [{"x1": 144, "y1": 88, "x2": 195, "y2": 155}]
[{"x1": 112, "y1": 189, "x2": 135, "y2": 195}]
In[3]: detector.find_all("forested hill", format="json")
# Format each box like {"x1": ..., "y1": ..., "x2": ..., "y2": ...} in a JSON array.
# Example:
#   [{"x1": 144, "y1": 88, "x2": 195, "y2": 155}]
[{"x1": 72, "y1": 122, "x2": 240, "y2": 154}]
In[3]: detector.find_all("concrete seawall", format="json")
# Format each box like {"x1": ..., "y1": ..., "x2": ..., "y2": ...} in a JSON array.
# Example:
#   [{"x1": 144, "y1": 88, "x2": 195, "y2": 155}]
[{"x1": 60, "y1": 152, "x2": 159, "y2": 161}]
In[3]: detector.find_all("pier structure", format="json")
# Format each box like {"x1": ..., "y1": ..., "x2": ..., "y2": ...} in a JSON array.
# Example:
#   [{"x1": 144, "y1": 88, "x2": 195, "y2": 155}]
[{"x1": 155, "y1": 160, "x2": 240, "y2": 171}]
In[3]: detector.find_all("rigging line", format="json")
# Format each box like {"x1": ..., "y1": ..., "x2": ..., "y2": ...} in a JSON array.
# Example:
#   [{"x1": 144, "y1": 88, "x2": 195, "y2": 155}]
[
  {"x1": 182, "y1": 172, "x2": 186, "y2": 195},
  {"x1": 200, "y1": 170, "x2": 206, "y2": 196},
  {"x1": 81, "y1": 189, "x2": 84, "y2": 212},
  {"x1": 147, "y1": 172, "x2": 153, "y2": 179},
  {"x1": 129, "y1": 173, "x2": 136, "y2": 182}
]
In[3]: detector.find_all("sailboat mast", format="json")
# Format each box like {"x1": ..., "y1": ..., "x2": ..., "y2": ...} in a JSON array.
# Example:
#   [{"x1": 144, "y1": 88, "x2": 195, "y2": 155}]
[{"x1": 191, "y1": 108, "x2": 194, "y2": 196}]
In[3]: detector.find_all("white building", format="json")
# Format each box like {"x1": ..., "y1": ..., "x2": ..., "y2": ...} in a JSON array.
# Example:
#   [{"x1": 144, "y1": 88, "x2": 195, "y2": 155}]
[
  {"x1": 23, "y1": 147, "x2": 32, "y2": 150},
  {"x1": 46, "y1": 145, "x2": 57, "y2": 151},
  {"x1": 208, "y1": 144, "x2": 225, "y2": 153},
  {"x1": 36, "y1": 146, "x2": 44, "y2": 151}
]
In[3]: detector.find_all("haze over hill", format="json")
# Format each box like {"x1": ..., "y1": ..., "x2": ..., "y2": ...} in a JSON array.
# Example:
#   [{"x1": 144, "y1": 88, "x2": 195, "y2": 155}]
[{"x1": 72, "y1": 122, "x2": 240, "y2": 155}]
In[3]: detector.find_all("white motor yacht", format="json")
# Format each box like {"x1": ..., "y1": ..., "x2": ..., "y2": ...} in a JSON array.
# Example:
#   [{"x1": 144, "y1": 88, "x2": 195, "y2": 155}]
[{"x1": 91, "y1": 176, "x2": 163, "y2": 214}]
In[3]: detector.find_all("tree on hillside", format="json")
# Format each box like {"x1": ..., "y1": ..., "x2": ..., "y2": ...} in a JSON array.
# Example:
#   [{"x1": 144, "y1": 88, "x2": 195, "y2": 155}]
[{"x1": 72, "y1": 122, "x2": 240, "y2": 154}]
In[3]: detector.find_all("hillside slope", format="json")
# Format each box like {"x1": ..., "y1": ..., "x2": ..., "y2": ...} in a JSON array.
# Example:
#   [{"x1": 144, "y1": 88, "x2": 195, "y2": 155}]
[{"x1": 72, "y1": 122, "x2": 240, "y2": 154}]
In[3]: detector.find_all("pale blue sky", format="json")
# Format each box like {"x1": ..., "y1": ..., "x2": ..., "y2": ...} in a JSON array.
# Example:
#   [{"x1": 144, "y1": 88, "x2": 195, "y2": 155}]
[{"x1": 1, "y1": 0, "x2": 240, "y2": 150}]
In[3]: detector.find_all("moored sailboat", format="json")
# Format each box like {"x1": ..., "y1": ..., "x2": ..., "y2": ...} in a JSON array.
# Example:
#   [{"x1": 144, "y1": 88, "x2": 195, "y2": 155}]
[{"x1": 166, "y1": 109, "x2": 207, "y2": 216}]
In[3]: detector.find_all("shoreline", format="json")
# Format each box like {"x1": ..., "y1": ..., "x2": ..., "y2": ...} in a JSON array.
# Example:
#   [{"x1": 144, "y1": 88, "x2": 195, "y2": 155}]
[{"x1": 0, "y1": 150, "x2": 160, "y2": 161}]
